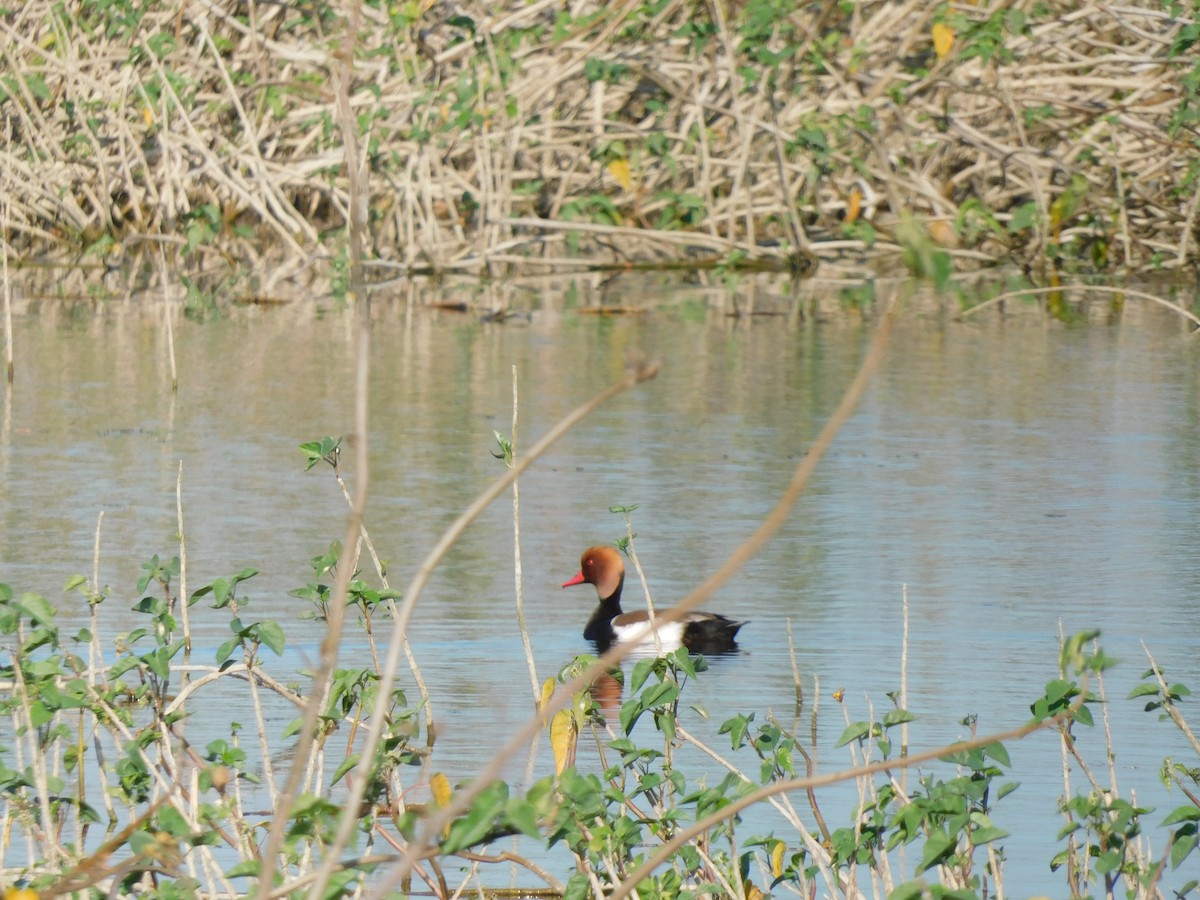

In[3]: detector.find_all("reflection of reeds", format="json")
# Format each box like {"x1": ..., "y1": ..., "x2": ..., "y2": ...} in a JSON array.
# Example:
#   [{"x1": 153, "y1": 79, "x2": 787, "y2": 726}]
[
  {"x1": 2, "y1": 187, "x2": 11, "y2": 385},
  {"x1": 0, "y1": 2, "x2": 1196, "y2": 275}
]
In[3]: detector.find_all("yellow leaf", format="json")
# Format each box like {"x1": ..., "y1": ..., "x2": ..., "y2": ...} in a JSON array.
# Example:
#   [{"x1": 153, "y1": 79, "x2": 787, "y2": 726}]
[
  {"x1": 607, "y1": 158, "x2": 632, "y2": 192},
  {"x1": 927, "y1": 218, "x2": 959, "y2": 248},
  {"x1": 550, "y1": 708, "x2": 577, "y2": 775},
  {"x1": 540, "y1": 678, "x2": 556, "y2": 713},
  {"x1": 142, "y1": 107, "x2": 155, "y2": 127},
  {"x1": 845, "y1": 188, "x2": 862, "y2": 224},
  {"x1": 932, "y1": 22, "x2": 954, "y2": 59},
  {"x1": 430, "y1": 772, "x2": 451, "y2": 808},
  {"x1": 771, "y1": 841, "x2": 786, "y2": 877}
]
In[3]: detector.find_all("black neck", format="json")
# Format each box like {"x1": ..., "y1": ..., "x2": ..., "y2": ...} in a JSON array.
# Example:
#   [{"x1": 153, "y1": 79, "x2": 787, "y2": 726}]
[{"x1": 583, "y1": 575, "x2": 624, "y2": 643}]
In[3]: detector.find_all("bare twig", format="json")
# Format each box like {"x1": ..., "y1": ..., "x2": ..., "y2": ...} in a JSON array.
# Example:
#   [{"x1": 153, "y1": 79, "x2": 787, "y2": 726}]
[{"x1": 510, "y1": 364, "x2": 540, "y2": 703}]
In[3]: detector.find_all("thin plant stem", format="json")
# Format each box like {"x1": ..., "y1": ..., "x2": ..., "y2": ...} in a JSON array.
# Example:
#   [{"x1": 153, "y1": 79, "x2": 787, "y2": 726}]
[
  {"x1": 900, "y1": 583, "x2": 909, "y2": 777},
  {"x1": 262, "y1": 1, "x2": 372, "y2": 893},
  {"x1": 11, "y1": 628, "x2": 63, "y2": 866},
  {"x1": 249, "y1": 659, "x2": 280, "y2": 813},
  {"x1": 88, "y1": 512, "x2": 104, "y2": 688},
  {"x1": 786, "y1": 620, "x2": 832, "y2": 847},
  {"x1": 176, "y1": 462, "x2": 191, "y2": 669},
  {"x1": 159, "y1": 248, "x2": 177, "y2": 393},
  {"x1": 623, "y1": 528, "x2": 662, "y2": 656},
  {"x1": 511, "y1": 363, "x2": 539, "y2": 703},
  {"x1": 2, "y1": 182, "x2": 11, "y2": 386}
]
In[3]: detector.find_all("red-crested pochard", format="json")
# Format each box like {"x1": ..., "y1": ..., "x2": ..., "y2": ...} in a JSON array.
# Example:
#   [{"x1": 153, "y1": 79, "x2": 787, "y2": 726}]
[{"x1": 562, "y1": 545, "x2": 746, "y2": 654}]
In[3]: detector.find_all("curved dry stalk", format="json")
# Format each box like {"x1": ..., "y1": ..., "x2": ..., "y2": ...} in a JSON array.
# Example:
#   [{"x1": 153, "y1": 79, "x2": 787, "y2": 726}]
[
  {"x1": 510, "y1": 365, "x2": 540, "y2": 704},
  {"x1": 1141, "y1": 642, "x2": 1200, "y2": 757},
  {"x1": 163, "y1": 663, "x2": 304, "y2": 717},
  {"x1": 960, "y1": 283, "x2": 1200, "y2": 328},
  {"x1": 261, "y1": 4, "x2": 373, "y2": 895},
  {"x1": 958, "y1": 283, "x2": 1200, "y2": 328}
]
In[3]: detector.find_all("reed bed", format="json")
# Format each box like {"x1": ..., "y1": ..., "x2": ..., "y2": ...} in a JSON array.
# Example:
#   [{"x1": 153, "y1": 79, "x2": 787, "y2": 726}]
[{"x1": 1, "y1": 0, "x2": 1197, "y2": 282}]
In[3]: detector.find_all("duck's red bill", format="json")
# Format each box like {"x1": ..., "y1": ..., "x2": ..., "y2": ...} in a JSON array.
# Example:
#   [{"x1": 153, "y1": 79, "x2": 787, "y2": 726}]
[{"x1": 562, "y1": 571, "x2": 586, "y2": 588}]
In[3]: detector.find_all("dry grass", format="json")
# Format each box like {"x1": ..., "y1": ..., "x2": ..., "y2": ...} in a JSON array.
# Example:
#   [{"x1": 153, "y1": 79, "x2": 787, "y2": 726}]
[{"x1": 0, "y1": 0, "x2": 1197, "y2": 282}]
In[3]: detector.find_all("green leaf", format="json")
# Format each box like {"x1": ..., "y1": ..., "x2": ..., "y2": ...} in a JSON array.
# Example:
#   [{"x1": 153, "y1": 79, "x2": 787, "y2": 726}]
[
  {"x1": 882, "y1": 708, "x2": 917, "y2": 727},
  {"x1": 331, "y1": 754, "x2": 359, "y2": 785},
  {"x1": 157, "y1": 805, "x2": 191, "y2": 837},
  {"x1": 15, "y1": 593, "x2": 56, "y2": 627},
  {"x1": 216, "y1": 636, "x2": 239, "y2": 665},
  {"x1": 146, "y1": 646, "x2": 172, "y2": 680},
  {"x1": 1057, "y1": 821, "x2": 1081, "y2": 839},
  {"x1": 718, "y1": 713, "x2": 754, "y2": 749},
  {"x1": 256, "y1": 621, "x2": 286, "y2": 656},
  {"x1": 1044, "y1": 679, "x2": 1074, "y2": 704},
  {"x1": 968, "y1": 813, "x2": 1008, "y2": 845},
  {"x1": 1162, "y1": 805, "x2": 1200, "y2": 826},
  {"x1": 642, "y1": 681, "x2": 679, "y2": 708},
  {"x1": 227, "y1": 860, "x2": 260, "y2": 878},
  {"x1": 835, "y1": 721, "x2": 871, "y2": 747},
  {"x1": 629, "y1": 657, "x2": 657, "y2": 695},
  {"x1": 887, "y1": 883, "x2": 926, "y2": 900},
  {"x1": 505, "y1": 800, "x2": 541, "y2": 839},
  {"x1": 64, "y1": 574, "x2": 89, "y2": 593},
  {"x1": 619, "y1": 695, "x2": 646, "y2": 735},
  {"x1": 918, "y1": 829, "x2": 956, "y2": 872},
  {"x1": 25, "y1": 74, "x2": 51, "y2": 101},
  {"x1": 299, "y1": 436, "x2": 341, "y2": 470},
  {"x1": 1170, "y1": 832, "x2": 1198, "y2": 869},
  {"x1": 984, "y1": 742, "x2": 1011, "y2": 767},
  {"x1": 441, "y1": 784, "x2": 508, "y2": 853},
  {"x1": 28, "y1": 700, "x2": 53, "y2": 728},
  {"x1": 1007, "y1": 201, "x2": 1039, "y2": 233}
]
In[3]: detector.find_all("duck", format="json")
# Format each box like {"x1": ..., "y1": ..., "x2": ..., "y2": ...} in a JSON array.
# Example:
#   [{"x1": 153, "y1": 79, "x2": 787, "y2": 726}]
[{"x1": 562, "y1": 545, "x2": 746, "y2": 654}]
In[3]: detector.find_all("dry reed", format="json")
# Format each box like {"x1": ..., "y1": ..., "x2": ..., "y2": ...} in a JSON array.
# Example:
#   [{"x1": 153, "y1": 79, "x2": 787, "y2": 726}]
[{"x1": 0, "y1": 0, "x2": 1196, "y2": 283}]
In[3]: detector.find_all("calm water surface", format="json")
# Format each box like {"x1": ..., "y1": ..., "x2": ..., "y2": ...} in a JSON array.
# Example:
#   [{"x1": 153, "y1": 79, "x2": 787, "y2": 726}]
[{"x1": 2, "y1": 272, "x2": 1199, "y2": 895}]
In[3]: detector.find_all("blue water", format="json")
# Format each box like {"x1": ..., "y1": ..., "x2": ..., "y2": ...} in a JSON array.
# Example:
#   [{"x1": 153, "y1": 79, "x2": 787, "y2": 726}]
[{"x1": 2, "y1": 274, "x2": 1198, "y2": 896}]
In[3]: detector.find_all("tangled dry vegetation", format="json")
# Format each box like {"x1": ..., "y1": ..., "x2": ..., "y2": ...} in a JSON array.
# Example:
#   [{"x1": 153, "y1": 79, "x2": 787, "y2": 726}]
[{"x1": 1, "y1": 0, "x2": 1199, "y2": 288}]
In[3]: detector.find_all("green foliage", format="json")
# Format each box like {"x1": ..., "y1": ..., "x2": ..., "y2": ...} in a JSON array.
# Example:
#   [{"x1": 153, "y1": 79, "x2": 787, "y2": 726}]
[
  {"x1": 652, "y1": 191, "x2": 706, "y2": 230},
  {"x1": 299, "y1": 435, "x2": 342, "y2": 471},
  {"x1": 3, "y1": 490, "x2": 1197, "y2": 900}
]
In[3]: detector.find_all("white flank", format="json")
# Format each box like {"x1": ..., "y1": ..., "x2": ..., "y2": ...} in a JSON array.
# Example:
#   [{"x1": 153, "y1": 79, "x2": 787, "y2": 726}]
[{"x1": 612, "y1": 619, "x2": 685, "y2": 656}]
